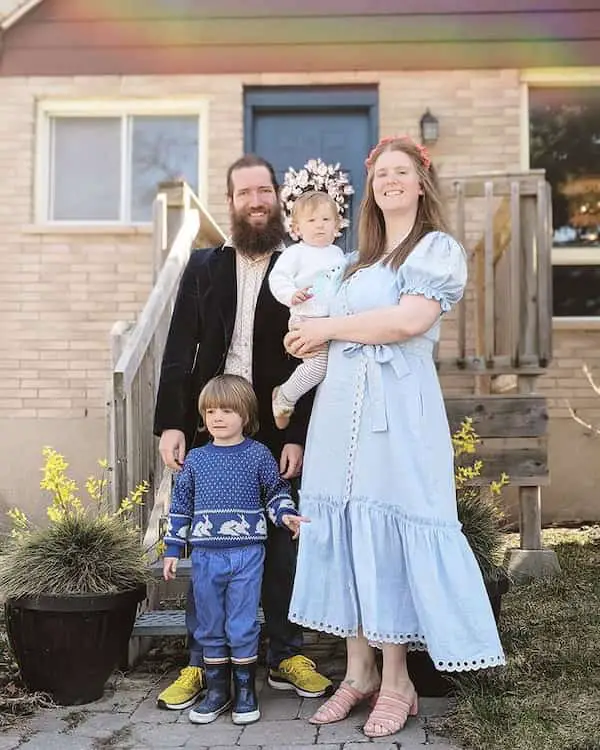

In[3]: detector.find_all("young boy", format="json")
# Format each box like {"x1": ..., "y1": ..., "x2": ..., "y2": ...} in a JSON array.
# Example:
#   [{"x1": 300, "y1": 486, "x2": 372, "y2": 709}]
[
  {"x1": 268, "y1": 191, "x2": 345, "y2": 429},
  {"x1": 163, "y1": 374, "x2": 309, "y2": 726}
]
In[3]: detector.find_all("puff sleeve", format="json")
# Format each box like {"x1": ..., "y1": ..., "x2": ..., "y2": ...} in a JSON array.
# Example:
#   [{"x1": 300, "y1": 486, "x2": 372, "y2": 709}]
[{"x1": 397, "y1": 231, "x2": 467, "y2": 313}]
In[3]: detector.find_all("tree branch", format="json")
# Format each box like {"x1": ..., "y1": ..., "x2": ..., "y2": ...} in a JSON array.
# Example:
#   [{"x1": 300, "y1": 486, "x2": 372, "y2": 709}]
[
  {"x1": 567, "y1": 404, "x2": 600, "y2": 437},
  {"x1": 567, "y1": 363, "x2": 600, "y2": 436},
  {"x1": 582, "y1": 364, "x2": 600, "y2": 397}
]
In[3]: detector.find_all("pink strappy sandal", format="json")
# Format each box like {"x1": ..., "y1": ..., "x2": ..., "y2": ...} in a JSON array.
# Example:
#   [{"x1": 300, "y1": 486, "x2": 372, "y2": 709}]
[
  {"x1": 309, "y1": 682, "x2": 380, "y2": 725},
  {"x1": 362, "y1": 688, "x2": 418, "y2": 738}
]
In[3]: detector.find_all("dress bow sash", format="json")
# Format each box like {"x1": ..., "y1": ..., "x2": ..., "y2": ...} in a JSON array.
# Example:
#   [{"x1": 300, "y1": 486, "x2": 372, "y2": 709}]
[{"x1": 342, "y1": 343, "x2": 411, "y2": 432}]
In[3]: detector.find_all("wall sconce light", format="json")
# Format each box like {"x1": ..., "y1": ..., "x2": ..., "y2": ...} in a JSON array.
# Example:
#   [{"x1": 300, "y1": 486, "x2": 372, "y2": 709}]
[{"x1": 420, "y1": 109, "x2": 439, "y2": 145}]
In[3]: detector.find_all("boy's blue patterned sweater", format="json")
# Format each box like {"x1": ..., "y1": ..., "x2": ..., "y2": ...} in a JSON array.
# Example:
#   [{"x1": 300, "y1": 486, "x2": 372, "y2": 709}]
[{"x1": 163, "y1": 438, "x2": 298, "y2": 556}]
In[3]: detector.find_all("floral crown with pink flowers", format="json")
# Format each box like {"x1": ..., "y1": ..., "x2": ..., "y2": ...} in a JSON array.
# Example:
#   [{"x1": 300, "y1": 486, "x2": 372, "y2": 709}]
[
  {"x1": 364, "y1": 135, "x2": 431, "y2": 172},
  {"x1": 280, "y1": 158, "x2": 354, "y2": 236}
]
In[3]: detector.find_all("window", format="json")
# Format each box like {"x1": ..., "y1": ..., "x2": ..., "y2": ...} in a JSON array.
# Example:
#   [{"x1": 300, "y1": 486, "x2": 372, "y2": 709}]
[
  {"x1": 528, "y1": 84, "x2": 600, "y2": 317},
  {"x1": 37, "y1": 101, "x2": 207, "y2": 224}
]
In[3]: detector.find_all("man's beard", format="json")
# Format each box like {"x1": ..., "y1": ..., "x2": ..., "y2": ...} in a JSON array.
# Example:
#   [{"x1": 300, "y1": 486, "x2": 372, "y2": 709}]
[{"x1": 230, "y1": 206, "x2": 287, "y2": 258}]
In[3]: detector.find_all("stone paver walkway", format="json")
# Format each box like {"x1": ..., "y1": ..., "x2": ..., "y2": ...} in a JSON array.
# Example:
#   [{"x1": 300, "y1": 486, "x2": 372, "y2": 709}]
[{"x1": 0, "y1": 667, "x2": 461, "y2": 750}]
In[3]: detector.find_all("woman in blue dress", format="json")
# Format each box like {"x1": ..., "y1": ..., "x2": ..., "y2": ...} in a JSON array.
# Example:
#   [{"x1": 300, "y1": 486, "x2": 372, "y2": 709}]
[{"x1": 285, "y1": 136, "x2": 505, "y2": 738}]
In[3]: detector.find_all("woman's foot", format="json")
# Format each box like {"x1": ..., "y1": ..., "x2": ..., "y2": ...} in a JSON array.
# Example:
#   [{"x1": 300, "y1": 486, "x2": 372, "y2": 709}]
[
  {"x1": 309, "y1": 680, "x2": 380, "y2": 725},
  {"x1": 272, "y1": 386, "x2": 295, "y2": 430},
  {"x1": 363, "y1": 685, "x2": 418, "y2": 738}
]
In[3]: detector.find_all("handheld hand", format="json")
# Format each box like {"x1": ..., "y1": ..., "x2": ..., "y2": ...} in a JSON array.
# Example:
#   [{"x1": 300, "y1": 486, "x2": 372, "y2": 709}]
[
  {"x1": 163, "y1": 557, "x2": 178, "y2": 581},
  {"x1": 282, "y1": 513, "x2": 311, "y2": 540},
  {"x1": 284, "y1": 319, "x2": 330, "y2": 359},
  {"x1": 291, "y1": 287, "x2": 313, "y2": 305}
]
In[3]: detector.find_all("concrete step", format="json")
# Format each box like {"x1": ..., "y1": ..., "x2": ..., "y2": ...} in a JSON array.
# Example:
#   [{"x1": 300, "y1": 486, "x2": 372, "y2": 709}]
[
  {"x1": 132, "y1": 604, "x2": 265, "y2": 637},
  {"x1": 132, "y1": 609, "x2": 187, "y2": 637}
]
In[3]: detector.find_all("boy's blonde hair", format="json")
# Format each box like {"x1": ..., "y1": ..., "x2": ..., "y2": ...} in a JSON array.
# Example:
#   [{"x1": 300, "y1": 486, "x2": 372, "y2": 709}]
[
  {"x1": 291, "y1": 190, "x2": 341, "y2": 229},
  {"x1": 198, "y1": 375, "x2": 259, "y2": 436}
]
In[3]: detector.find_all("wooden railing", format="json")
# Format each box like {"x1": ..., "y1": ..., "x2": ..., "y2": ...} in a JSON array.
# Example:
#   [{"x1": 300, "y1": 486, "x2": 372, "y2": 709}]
[
  {"x1": 437, "y1": 169, "x2": 552, "y2": 375},
  {"x1": 108, "y1": 181, "x2": 226, "y2": 544},
  {"x1": 438, "y1": 170, "x2": 556, "y2": 576}
]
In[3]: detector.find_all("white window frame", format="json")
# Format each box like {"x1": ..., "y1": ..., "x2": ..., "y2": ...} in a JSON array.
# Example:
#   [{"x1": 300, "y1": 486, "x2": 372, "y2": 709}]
[
  {"x1": 35, "y1": 98, "x2": 210, "y2": 227},
  {"x1": 520, "y1": 68, "x2": 600, "y2": 322}
]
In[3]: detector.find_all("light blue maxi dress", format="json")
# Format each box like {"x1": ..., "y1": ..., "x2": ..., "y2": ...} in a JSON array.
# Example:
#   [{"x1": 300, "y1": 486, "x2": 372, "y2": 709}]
[{"x1": 289, "y1": 231, "x2": 506, "y2": 673}]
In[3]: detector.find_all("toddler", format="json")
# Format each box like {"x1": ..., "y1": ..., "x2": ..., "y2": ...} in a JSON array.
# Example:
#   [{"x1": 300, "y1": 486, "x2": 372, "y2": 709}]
[
  {"x1": 269, "y1": 191, "x2": 345, "y2": 428},
  {"x1": 163, "y1": 374, "x2": 308, "y2": 726}
]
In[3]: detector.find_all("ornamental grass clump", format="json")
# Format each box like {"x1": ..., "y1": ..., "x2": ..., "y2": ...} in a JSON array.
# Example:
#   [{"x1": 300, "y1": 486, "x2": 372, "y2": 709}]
[
  {"x1": 453, "y1": 418, "x2": 509, "y2": 581},
  {"x1": 0, "y1": 447, "x2": 150, "y2": 598}
]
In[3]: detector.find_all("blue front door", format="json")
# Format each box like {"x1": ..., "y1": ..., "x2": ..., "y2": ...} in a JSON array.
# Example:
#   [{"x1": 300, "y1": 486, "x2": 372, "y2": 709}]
[{"x1": 245, "y1": 88, "x2": 378, "y2": 251}]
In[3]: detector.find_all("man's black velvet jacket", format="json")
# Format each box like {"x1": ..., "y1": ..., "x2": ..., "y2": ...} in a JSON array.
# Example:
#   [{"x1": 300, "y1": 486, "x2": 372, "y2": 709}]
[{"x1": 153, "y1": 244, "x2": 313, "y2": 458}]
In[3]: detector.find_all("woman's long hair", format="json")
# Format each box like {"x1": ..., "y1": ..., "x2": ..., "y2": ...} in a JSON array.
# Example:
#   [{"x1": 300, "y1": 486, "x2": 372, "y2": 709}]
[{"x1": 346, "y1": 138, "x2": 449, "y2": 278}]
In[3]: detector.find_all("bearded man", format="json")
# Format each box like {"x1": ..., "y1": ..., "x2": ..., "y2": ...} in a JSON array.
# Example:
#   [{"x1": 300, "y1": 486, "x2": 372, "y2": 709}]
[{"x1": 153, "y1": 155, "x2": 331, "y2": 716}]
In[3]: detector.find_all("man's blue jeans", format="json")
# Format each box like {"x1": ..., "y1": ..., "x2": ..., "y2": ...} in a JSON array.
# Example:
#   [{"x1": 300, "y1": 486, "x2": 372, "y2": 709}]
[
  {"x1": 186, "y1": 525, "x2": 303, "y2": 667},
  {"x1": 189, "y1": 544, "x2": 265, "y2": 661}
]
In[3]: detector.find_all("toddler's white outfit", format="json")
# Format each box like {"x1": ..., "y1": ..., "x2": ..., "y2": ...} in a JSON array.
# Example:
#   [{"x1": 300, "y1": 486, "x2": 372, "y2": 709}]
[{"x1": 269, "y1": 241, "x2": 345, "y2": 419}]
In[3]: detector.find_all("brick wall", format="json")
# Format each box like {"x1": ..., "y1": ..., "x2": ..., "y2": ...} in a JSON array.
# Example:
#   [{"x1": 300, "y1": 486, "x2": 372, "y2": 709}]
[
  {"x1": 539, "y1": 327, "x2": 600, "y2": 523},
  {"x1": 0, "y1": 69, "x2": 522, "y2": 422},
  {"x1": 540, "y1": 327, "x2": 600, "y2": 423},
  {"x1": 1, "y1": 68, "x2": 597, "y2": 521}
]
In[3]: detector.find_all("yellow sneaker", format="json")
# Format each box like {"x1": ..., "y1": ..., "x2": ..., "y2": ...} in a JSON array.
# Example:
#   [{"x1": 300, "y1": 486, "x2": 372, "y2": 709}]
[
  {"x1": 268, "y1": 655, "x2": 332, "y2": 698},
  {"x1": 157, "y1": 666, "x2": 205, "y2": 710}
]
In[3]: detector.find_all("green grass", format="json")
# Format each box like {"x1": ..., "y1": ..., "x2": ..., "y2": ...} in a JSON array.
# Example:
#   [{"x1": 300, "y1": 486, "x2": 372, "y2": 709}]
[{"x1": 435, "y1": 527, "x2": 600, "y2": 750}]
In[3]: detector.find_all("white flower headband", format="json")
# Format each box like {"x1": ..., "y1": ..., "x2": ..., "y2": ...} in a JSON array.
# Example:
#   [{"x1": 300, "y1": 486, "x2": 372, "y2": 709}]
[{"x1": 280, "y1": 158, "x2": 354, "y2": 236}]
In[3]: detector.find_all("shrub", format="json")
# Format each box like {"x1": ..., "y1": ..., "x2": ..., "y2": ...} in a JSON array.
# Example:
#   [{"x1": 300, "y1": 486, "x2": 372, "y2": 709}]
[
  {"x1": 0, "y1": 448, "x2": 150, "y2": 598},
  {"x1": 453, "y1": 418, "x2": 509, "y2": 581}
]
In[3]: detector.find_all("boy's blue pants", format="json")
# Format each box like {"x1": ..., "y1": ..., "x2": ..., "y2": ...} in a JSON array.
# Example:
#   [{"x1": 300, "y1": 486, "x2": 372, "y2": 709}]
[{"x1": 189, "y1": 544, "x2": 265, "y2": 660}]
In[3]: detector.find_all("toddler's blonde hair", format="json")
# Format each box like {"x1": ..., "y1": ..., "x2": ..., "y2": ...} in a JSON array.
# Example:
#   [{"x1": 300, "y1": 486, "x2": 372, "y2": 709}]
[{"x1": 291, "y1": 190, "x2": 340, "y2": 233}]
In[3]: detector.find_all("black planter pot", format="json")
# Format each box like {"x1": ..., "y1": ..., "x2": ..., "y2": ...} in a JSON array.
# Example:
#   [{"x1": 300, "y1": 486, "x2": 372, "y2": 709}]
[
  {"x1": 5, "y1": 585, "x2": 146, "y2": 706},
  {"x1": 407, "y1": 571, "x2": 509, "y2": 697}
]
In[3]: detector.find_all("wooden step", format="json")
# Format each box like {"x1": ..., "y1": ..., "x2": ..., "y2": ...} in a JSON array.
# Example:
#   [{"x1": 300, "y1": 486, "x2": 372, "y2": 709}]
[{"x1": 148, "y1": 558, "x2": 192, "y2": 579}]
